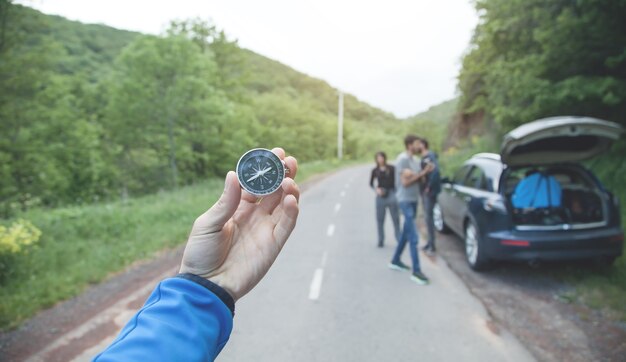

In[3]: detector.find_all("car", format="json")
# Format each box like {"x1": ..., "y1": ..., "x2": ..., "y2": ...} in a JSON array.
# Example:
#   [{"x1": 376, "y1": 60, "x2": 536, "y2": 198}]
[{"x1": 435, "y1": 116, "x2": 624, "y2": 270}]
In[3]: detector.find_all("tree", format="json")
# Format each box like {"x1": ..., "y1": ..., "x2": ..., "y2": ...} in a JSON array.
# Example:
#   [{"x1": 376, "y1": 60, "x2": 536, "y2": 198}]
[
  {"x1": 459, "y1": 0, "x2": 626, "y2": 129},
  {"x1": 104, "y1": 34, "x2": 228, "y2": 195}
]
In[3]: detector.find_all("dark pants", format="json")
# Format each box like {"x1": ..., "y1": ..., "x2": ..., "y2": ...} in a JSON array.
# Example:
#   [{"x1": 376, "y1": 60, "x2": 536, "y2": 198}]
[
  {"x1": 375, "y1": 193, "x2": 400, "y2": 246},
  {"x1": 421, "y1": 191, "x2": 437, "y2": 250},
  {"x1": 392, "y1": 201, "x2": 421, "y2": 273}
]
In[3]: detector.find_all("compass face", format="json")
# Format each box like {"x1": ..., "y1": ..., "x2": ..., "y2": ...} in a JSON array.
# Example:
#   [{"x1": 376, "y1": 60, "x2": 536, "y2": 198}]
[{"x1": 236, "y1": 148, "x2": 285, "y2": 196}]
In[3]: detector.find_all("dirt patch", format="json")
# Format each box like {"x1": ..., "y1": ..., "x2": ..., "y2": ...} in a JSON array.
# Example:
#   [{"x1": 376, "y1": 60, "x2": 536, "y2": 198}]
[{"x1": 433, "y1": 229, "x2": 626, "y2": 361}]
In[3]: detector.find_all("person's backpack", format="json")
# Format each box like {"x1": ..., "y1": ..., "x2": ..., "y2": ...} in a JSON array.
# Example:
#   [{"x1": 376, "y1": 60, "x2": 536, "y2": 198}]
[{"x1": 512, "y1": 172, "x2": 562, "y2": 209}]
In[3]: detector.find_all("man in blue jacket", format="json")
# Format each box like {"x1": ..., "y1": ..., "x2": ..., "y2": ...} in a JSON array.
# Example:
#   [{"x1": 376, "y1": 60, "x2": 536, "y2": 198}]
[
  {"x1": 94, "y1": 148, "x2": 300, "y2": 362},
  {"x1": 417, "y1": 138, "x2": 441, "y2": 255}
]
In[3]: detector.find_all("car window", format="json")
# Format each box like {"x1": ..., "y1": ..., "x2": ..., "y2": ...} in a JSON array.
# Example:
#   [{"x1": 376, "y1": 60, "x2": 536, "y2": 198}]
[
  {"x1": 465, "y1": 166, "x2": 488, "y2": 191},
  {"x1": 478, "y1": 161, "x2": 502, "y2": 192},
  {"x1": 453, "y1": 165, "x2": 472, "y2": 185}
]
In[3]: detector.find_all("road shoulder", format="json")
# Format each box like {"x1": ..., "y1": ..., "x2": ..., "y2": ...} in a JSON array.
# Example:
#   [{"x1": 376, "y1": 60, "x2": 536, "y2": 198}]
[{"x1": 429, "y1": 223, "x2": 626, "y2": 361}]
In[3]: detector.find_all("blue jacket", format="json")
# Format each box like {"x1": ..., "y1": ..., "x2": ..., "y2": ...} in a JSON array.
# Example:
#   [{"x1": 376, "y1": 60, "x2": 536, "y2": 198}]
[{"x1": 94, "y1": 274, "x2": 234, "y2": 362}]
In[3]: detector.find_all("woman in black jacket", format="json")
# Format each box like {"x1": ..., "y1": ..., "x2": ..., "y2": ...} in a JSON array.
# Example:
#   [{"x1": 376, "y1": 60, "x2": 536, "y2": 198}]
[{"x1": 370, "y1": 151, "x2": 400, "y2": 247}]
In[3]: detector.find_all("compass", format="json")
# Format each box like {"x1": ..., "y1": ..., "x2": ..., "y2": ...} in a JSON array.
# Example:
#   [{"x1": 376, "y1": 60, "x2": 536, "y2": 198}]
[{"x1": 236, "y1": 148, "x2": 286, "y2": 196}]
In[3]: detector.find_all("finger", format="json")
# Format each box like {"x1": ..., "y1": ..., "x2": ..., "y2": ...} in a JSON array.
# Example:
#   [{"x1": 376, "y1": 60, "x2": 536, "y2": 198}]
[
  {"x1": 273, "y1": 194, "x2": 299, "y2": 247},
  {"x1": 282, "y1": 176, "x2": 300, "y2": 202},
  {"x1": 259, "y1": 177, "x2": 300, "y2": 214},
  {"x1": 240, "y1": 189, "x2": 259, "y2": 204},
  {"x1": 271, "y1": 147, "x2": 286, "y2": 160},
  {"x1": 193, "y1": 171, "x2": 241, "y2": 234},
  {"x1": 284, "y1": 156, "x2": 298, "y2": 180}
]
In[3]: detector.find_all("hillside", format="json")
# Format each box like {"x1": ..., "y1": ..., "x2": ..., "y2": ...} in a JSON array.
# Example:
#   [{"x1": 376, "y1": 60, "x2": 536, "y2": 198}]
[
  {"x1": 0, "y1": 3, "x2": 406, "y2": 214},
  {"x1": 406, "y1": 98, "x2": 458, "y2": 125}
]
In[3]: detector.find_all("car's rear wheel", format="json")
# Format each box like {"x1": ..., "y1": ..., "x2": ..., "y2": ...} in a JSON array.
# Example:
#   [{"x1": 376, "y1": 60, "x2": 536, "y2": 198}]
[
  {"x1": 465, "y1": 220, "x2": 490, "y2": 271},
  {"x1": 433, "y1": 203, "x2": 451, "y2": 234}
]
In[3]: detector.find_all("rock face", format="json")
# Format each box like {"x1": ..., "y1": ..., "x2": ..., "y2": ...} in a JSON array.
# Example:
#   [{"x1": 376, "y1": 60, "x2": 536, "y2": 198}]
[{"x1": 444, "y1": 110, "x2": 488, "y2": 150}]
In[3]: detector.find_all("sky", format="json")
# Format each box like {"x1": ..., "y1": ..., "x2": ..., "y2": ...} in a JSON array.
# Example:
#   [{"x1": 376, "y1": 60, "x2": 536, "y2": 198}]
[{"x1": 19, "y1": 0, "x2": 478, "y2": 118}]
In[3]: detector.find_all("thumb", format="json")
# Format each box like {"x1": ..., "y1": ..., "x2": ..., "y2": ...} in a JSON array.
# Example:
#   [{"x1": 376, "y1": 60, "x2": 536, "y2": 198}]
[{"x1": 193, "y1": 171, "x2": 241, "y2": 234}]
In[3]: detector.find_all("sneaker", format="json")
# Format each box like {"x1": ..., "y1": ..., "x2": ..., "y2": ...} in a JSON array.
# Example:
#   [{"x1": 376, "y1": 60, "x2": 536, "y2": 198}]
[
  {"x1": 425, "y1": 248, "x2": 435, "y2": 257},
  {"x1": 410, "y1": 271, "x2": 430, "y2": 285},
  {"x1": 388, "y1": 261, "x2": 410, "y2": 271}
]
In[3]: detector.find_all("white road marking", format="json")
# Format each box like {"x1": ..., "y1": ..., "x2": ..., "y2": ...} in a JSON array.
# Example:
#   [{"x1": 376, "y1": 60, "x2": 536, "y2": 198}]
[
  {"x1": 327, "y1": 224, "x2": 335, "y2": 237},
  {"x1": 334, "y1": 203, "x2": 341, "y2": 214},
  {"x1": 321, "y1": 251, "x2": 329, "y2": 268},
  {"x1": 308, "y1": 268, "x2": 324, "y2": 300},
  {"x1": 340, "y1": 191, "x2": 346, "y2": 197}
]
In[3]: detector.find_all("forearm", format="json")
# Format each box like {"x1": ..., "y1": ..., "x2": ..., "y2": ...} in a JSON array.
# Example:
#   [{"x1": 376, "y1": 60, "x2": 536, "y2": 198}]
[
  {"x1": 94, "y1": 275, "x2": 234, "y2": 362},
  {"x1": 402, "y1": 170, "x2": 428, "y2": 186}
]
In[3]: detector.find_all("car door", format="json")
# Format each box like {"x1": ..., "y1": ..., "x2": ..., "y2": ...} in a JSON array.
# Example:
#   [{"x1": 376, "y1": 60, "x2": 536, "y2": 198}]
[
  {"x1": 452, "y1": 165, "x2": 491, "y2": 233},
  {"x1": 445, "y1": 165, "x2": 473, "y2": 235}
]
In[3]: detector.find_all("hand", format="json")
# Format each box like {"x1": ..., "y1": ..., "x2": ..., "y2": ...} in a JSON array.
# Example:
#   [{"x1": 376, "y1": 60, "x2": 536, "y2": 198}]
[
  {"x1": 424, "y1": 162, "x2": 435, "y2": 173},
  {"x1": 376, "y1": 187, "x2": 384, "y2": 196},
  {"x1": 179, "y1": 148, "x2": 300, "y2": 301}
]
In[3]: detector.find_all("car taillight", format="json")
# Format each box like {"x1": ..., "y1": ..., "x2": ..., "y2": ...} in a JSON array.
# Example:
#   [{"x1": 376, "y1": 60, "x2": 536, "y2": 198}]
[{"x1": 501, "y1": 239, "x2": 530, "y2": 247}]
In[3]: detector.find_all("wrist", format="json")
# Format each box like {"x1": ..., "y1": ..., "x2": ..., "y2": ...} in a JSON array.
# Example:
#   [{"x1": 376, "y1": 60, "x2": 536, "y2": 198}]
[
  {"x1": 206, "y1": 274, "x2": 239, "y2": 302},
  {"x1": 176, "y1": 273, "x2": 236, "y2": 316}
]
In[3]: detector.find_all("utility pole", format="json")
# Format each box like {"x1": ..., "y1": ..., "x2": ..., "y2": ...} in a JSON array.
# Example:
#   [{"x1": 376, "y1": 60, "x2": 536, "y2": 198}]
[{"x1": 337, "y1": 91, "x2": 344, "y2": 160}]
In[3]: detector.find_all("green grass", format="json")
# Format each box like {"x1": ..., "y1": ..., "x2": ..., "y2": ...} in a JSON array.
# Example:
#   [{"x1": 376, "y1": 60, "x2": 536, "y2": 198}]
[
  {"x1": 0, "y1": 159, "x2": 351, "y2": 330},
  {"x1": 440, "y1": 137, "x2": 626, "y2": 321}
]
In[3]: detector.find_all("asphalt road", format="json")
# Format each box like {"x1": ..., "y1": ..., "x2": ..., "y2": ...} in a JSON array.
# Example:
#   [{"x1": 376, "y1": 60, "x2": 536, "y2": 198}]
[{"x1": 218, "y1": 165, "x2": 534, "y2": 361}]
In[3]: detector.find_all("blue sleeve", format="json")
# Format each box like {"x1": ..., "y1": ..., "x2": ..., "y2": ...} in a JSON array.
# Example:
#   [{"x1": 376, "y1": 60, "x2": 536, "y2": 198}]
[
  {"x1": 93, "y1": 276, "x2": 234, "y2": 362},
  {"x1": 426, "y1": 155, "x2": 439, "y2": 189}
]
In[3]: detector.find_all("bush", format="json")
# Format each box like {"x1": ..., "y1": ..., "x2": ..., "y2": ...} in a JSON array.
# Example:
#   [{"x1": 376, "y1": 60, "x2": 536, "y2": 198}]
[
  {"x1": 0, "y1": 219, "x2": 42, "y2": 281},
  {"x1": 0, "y1": 219, "x2": 41, "y2": 254}
]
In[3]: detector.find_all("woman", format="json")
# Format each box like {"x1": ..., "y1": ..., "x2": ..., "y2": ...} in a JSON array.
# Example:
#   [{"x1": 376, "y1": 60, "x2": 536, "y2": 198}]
[{"x1": 369, "y1": 151, "x2": 401, "y2": 247}]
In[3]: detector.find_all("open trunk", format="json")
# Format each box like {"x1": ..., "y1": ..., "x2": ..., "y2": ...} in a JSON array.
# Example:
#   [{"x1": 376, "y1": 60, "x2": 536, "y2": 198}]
[
  {"x1": 503, "y1": 165, "x2": 609, "y2": 230},
  {"x1": 501, "y1": 116, "x2": 622, "y2": 167}
]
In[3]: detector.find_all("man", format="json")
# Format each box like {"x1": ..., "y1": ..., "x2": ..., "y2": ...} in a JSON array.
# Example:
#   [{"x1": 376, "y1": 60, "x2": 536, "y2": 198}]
[
  {"x1": 94, "y1": 148, "x2": 300, "y2": 361},
  {"x1": 417, "y1": 138, "x2": 441, "y2": 255},
  {"x1": 389, "y1": 135, "x2": 433, "y2": 285}
]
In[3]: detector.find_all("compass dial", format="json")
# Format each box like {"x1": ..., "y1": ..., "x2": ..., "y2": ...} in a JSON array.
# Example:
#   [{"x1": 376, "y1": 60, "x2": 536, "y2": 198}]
[{"x1": 236, "y1": 148, "x2": 285, "y2": 196}]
